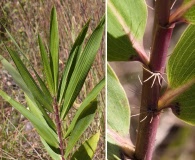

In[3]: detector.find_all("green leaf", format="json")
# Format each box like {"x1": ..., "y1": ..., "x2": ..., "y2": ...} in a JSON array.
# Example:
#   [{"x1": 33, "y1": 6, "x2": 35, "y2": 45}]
[
  {"x1": 3, "y1": 29, "x2": 52, "y2": 102},
  {"x1": 107, "y1": 64, "x2": 131, "y2": 158},
  {"x1": 25, "y1": 94, "x2": 56, "y2": 130},
  {"x1": 38, "y1": 35, "x2": 54, "y2": 95},
  {"x1": 0, "y1": 55, "x2": 55, "y2": 128},
  {"x1": 60, "y1": 16, "x2": 105, "y2": 119},
  {"x1": 33, "y1": 69, "x2": 52, "y2": 103},
  {"x1": 107, "y1": 141, "x2": 122, "y2": 160},
  {"x1": 0, "y1": 55, "x2": 31, "y2": 96},
  {"x1": 4, "y1": 27, "x2": 23, "y2": 54},
  {"x1": 107, "y1": 127, "x2": 134, "y2": 159},
  {"x1": 40, "y1": 138, "x2": 61, "y2": 160},
  {"x1": 107, "y1": 0, "x2": 147, "y2": 61},
  {"x1": 58, "y1": 46, "x2": 79, "y2": 104},
  {"x1": 65, "y1": 100, "x2": 97, "y2": 158},
  {"x1": 69, "y1": 19, "x2": 90, "y2": 60},
  {"x1": 64, "y1": 78, "x2": 105, "y2": 138},
  {"x1": 5, "y1": 48, "x2": 53, "y2": 112},
  {"x1": 58, "y1": 20, "x2": 90, "y2": 104},
  {"x1": 71, "y1": 131, "x2": 100, "y2": 160},
  {"x1": 167, "y1": 25, "x2": 195, "y2": 125},
  {"x1": 107, "y1": 64, "x2": 130, "y2": 134},
  {"x1": 0, "y1": 90, "x2": 59, "y2": 148},
  {"x1": 50, "y1": 7, "x2": 59, "y2": 93},
  {"x1": 183, "y1": 0, "x2": 195, "y2": 24}
]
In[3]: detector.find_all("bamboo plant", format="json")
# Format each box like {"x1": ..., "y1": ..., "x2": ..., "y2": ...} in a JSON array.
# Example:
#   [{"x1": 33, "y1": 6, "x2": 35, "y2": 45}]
[
  {"x1": 107, "y1": 0, "x2": 195, "y2": 159},
  {"x1": 0, "y1": 7, "x2": 105, "y2": 160}
]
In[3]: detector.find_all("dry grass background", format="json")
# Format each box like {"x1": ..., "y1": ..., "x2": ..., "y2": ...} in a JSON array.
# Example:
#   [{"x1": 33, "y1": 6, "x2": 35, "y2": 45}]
[{"x1": 0, "y1": 0, "x2": 105, "y2": 159}]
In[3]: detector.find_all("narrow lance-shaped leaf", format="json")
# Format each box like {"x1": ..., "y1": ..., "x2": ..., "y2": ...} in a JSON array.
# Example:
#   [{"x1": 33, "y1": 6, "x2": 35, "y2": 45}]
[
  {"x1": 69, "y1": 19, "x2": 90, "y2": 60},
  {"x1": 107, "y1": 0, "x2": 148, "y2": 62},
  {"x1": 65, "y1": 100, "x2": 98, "y2": 158},
  {"x1": 58, "y1": 20, "x2": 90, "y2": 104},
  {"x1": 40, "y1": 138, "x2": 61, "y2": 160},
  {"x1": 0, "y1": 90, "x2": 59, "y2": 148},
  {"x1": 38, "y1": 35, "x2": 54, "y2": 95},
  {"x1": 25, "y1": 94, "x2": 56, "y2": 130},
  {"x1": 33, "y1": 69, "x2": 52, "y2": 104},
  {"x1": 64, "y1": 78, "x2": 105, "y2": 138},
  {"x1": 167, "y1": 25, "x2": 195, "y2": 125},
  {"x1": 0, "y1": 55, "x2": 54, "y2": 128},
  {"x1": 107, "y1": 64, "x2": 131, "y2": 159},
  {"x1": 4, "y1": 30, "x2": 52, "y2": 100},
  {"x1": 6, "y1": 48, "x2": 53, "y2": 112},
  {"x1": 50, "y1": 7, "x2": 59, "y2": 94},
  {"x1": 58, "y1": 46, "x2": 79, "y2": 104},
  {"x1": 0, "y1": 55, "x2": 31, "y2": 97},
  {"x1": 4, "y1": 27, "x2": 23, "y2": 54},
  {"x1": 71, "y1": 131, "x2": 100, "y2": 160},
  {"x1": 60, "y1": 15, "x2": 105, "y2": 119}
]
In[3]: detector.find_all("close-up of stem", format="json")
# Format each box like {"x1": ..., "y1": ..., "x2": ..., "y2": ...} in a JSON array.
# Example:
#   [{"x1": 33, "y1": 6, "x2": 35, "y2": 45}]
[
  {"x1": 135, "y1": 1, "x2": 173, "y2": 159},
  {"x1": 108, "y1": 0, "x2": 195, "y2": 160}
]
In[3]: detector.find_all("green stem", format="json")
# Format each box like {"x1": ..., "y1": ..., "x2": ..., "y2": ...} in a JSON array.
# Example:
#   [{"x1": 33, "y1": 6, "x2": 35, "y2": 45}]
[{"x1": 134, "y1": 1, "x2": 173, "y2": 160}]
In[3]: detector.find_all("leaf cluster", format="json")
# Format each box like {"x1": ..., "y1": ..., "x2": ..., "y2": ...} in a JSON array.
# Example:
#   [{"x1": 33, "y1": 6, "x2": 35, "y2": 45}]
[{"x1": 0, "y1": 7, "x2": 105, "y2": 160}]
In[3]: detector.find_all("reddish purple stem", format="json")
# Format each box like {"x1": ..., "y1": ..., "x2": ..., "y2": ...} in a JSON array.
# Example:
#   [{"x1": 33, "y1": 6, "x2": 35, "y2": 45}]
[
  {"x1": 53, "y1": 97, "x2": 65, "y2": 160},
  {"x1": 134, "y1": 1, "x2": 174, "y2": 160}
]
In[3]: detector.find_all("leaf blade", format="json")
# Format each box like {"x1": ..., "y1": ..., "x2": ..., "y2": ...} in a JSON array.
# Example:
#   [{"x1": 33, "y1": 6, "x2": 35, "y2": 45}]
[
  {"x1": 0, "y1": 55, "x2": 55, "y2": 128},
  {"x1": 0, "y1": 90, "x2": 59, "y2": 148},
  {"x1": 58, "y1": 20, "x2": 90, "y2": 104},
  {"x1": 5, "y1": 48, "x2": 53, "y2": 112},
  {"x1": 107, "y1": 0, "x2": 147, "y2": 61},
  {"x1": 40, "y1": 138, "x2": 61, "y2": 160},
  {"x1": 3, "y1": 29, "x2": 52, "y2": 101},
  {"x1": 71, "y1": 131, "x2": 100, "y2": 160},
  {"x1": 38, "y1": 35, "x2": 54, "y2": 95},
  {"x1": 107, "y1": 64, "x2": 131, "y2": 159},
  {"x1": 60, "y1": 15, "x2": 105, "y2": 119},
  {"x1": 25, "y1": 94, "x2": 56, "y2": 130},
  {"x1": 64, "y1": 78, "x2": 105, "y2": 138},
  {"x1": 58, "y1": 46, "x2": 79, "y2": 104},
  {"x1": 50, "y1": 7, "x2": 59, "y2": 94},
  {"x1": 65, "y1": 100, "x2": 98, "y2": 157},
  {"x1": 167, "y1": 25, "x2": 195, "y2": 125},
  {"x1": 0, "y1": 55, "x2": 31, "y2": 97}
]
